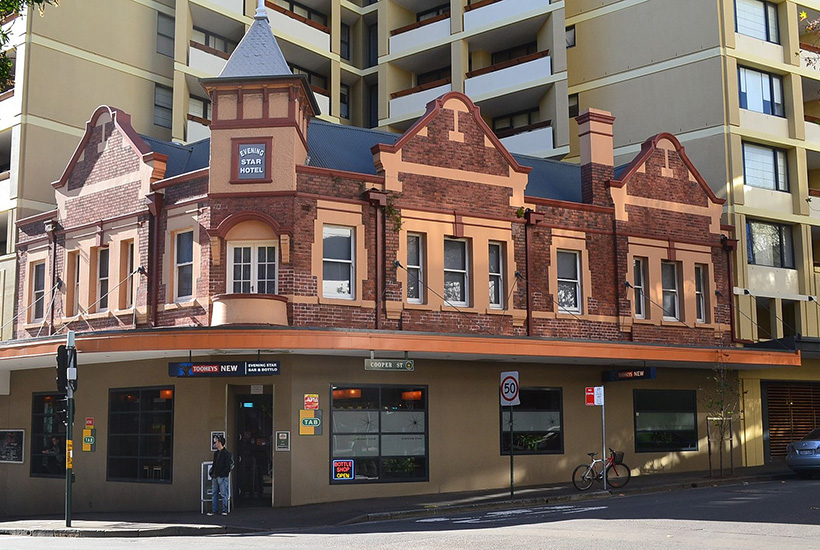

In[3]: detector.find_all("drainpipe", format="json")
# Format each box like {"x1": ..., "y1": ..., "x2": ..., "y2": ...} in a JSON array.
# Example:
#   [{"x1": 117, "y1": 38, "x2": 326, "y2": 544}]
[
  {"x1": 45, "y1": 219, "x2": 61, "y2": 336},
  {"x1": 145, "y1": 192, "x2": 164, "y2": 328},
  {"x1": 524, "y1": 210, "x2": 544, "y2": 337},
  {"x1": 721, "y1": 235, "x2": 740, "y2": 343},
  {"x1": 366, "y1": 190, "x2": 387, "y2": 330}
]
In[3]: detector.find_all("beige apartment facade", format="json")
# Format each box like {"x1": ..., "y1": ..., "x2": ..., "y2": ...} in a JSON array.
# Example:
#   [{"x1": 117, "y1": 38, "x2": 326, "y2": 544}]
[{"x1": 565, "y1": 0, "x2": 820, "y2": 465}]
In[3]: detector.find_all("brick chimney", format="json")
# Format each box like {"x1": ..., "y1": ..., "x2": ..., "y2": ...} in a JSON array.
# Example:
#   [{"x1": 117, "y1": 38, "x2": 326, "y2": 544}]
[{"x1": 577, "y1": 108, "x2": 615, "y2": 207}]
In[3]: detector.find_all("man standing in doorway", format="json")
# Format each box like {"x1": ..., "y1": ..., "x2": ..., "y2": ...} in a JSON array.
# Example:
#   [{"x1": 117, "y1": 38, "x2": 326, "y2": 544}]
[{"x1": 208, "y1": 435, "x2": 233, "y2": 516}]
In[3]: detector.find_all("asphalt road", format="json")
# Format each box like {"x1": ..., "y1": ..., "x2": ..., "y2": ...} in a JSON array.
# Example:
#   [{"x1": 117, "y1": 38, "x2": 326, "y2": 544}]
[{"x1": 3, "y1": 479, "x2": 820, "y2": 549}]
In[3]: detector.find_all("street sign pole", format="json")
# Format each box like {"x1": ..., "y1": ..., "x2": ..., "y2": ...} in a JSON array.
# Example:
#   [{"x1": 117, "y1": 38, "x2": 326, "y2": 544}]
[
  {"x1": 500, "y1": 371, "x2": 520, "y2": 499},
  {"x1": 509, "y1": 403, "x2": 514, "y2": 498},
  {"x1": 65, "y1": 331, "x2": 76, "y2": 527},
  {"x1": 601, "y1": 393, "x2": 606, "y2": 491}
]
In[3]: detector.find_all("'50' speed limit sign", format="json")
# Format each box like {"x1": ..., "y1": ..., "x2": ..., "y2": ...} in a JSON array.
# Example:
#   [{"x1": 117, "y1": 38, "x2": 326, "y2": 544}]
[{"x1": 500, "y1": 371, "x2": 520, "y2": 406}]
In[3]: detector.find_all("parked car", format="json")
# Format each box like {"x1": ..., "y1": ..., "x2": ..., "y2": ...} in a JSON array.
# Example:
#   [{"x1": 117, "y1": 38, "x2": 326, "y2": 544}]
[{"x1": 786, "y1": 428, "x2": 820, "y2": 476}]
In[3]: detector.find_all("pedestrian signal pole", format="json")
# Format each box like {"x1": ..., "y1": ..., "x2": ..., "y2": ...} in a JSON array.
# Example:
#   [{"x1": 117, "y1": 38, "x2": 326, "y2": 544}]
[{"x1": 58, "y1": 331, "x2": 77, "y2": 527}]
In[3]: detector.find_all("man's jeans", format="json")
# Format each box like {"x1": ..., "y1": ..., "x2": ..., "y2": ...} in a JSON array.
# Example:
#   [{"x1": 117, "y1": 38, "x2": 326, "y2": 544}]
[{"x1": 212, "y1": 476, "x2": 229, "y2": 513}]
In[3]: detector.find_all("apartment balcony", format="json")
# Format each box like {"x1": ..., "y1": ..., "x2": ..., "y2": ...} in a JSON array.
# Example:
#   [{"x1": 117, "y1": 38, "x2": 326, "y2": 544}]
[
  {"x1": 186, "y1": 114, "x2": 210, "y2": 143},
  {"x1": 498, "y1": 122, "x2": 553, "y2": 157},
  {"x1": 188, "y1": 41, "x2": 229, "y2": 76},
  {"x1": 463, "y1": 0, "x2": 545, "y2": 32},
  {"x1": 389, "y1": 15, "x2": 450, "y2": 57},
  {"x1": 0, "y1": 86, "x2": 17, "y2": 128},
  {"x1": 389, "y1": 79, "x2": 451, "y2": 121},
  {"x1": 267, "y1": 2, "x2": 330, "y2": 52},
  {"x1": 313, "y1": 86, "x2": 330, "y2": 116},
  {"x1": 464, "y1": 50, "x2": 550, "y2": 101},
  {"x1": 211, "y1": 293, "x2": 288, "y2": 326},
  {"x1": 807, "y1": 115, "x2": 820, "y2": 144},
  {"x1": 206, "y1": 0, "x2": 244, "y2": 13},
  {"x1": 800, "y1": 42, "x2": 820, "y2": 70}
]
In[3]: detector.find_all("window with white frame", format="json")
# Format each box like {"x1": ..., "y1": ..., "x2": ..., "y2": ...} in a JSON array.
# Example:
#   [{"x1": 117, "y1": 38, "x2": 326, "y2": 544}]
[
  {"x1": 489, "y1": 242, "x2": 504, "y2": 308},
  {"x1": 738, "y1": 66, "x2": 784, "y2": 117},
  {"x1": 695, "y1": 264, "x2": 707, "y2": 323},
  {"x1": 323, "y1": 226, "x2": 354, "y2": 299},
  {"x1": 444, "y1": 238, "x2": 469, "y2": 306},
  {"x1": 633, "y1": 257, "x2": 646, "y2": 319},
  {"x1": 743, "y1": 142, "x2": 788, "y2": 191},
  {"x1": 735, "y1": 0, "x2": 778, "y2": 43},
  {"x1": 406, "y1": 233, "x2": 423, "y2": 303},
  {"x1": 174, "y1": 231, "x2": 194, "y2": 300},
  {"x1": 556, "y1": 250, "x2": 581, "y2": 313},
  {"x1": 97, "y1": 248, "x2": 110, "y2": 312},
  {"x1": 32, "y1": 261, "x2": 46, "y2": 321},
  {"x1": 746, "y1": 219, "x2": 794, "y2": 268},
  {"x1": 661, "y1": 261, "x2": 679, "y2": 320},
  {"x1": 228, "y1": 242, "x2": 277, "y2": 294}
]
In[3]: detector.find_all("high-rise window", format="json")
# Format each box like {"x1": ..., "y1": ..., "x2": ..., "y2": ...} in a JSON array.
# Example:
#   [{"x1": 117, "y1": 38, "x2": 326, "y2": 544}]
[
  {"x1": 341, "y1": 23, "x2": 351, "y2": 60},
  {"x1": 340, "y1": 84, "x2": 350, "y2": 119},
  {"x1": 735, "y1": 0, "x2": 778, "y2": 43},
  {"x1": 747, "y1": 220, "x2": 794, "y2": 268},
  {"x1": 156, "y1": 13, "x2": 175, "y2": 57},
  {"x1": 738, "y1": 66, "x2": 784, "y2": 116},
  {"x1": 743, "y1": 142, "x2": 788, "y2": 191},
  {"x1": 154, "y1": 85, "x2": 173, "y2": 129}
]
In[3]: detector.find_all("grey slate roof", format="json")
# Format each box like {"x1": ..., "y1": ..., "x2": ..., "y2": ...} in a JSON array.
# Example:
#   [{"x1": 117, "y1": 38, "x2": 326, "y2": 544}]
[
  {"x1": 217, "y1": 7, "x2": 291, "y2": 79},
  {"x1": 140, "y1": 135, "x2": 210, "y2": 178},
  {"x1": 306, "y1": 120, "x2": 398, "y2": 175},
  {"x1": 148, "y1": 120, "x2": 616, "y2": 205}
]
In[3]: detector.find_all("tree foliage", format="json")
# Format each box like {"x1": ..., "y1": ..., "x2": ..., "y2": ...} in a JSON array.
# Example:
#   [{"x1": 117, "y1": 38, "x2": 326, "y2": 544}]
[{"x1": 0, "y1": 1, "x2": 57, "y2": 89}]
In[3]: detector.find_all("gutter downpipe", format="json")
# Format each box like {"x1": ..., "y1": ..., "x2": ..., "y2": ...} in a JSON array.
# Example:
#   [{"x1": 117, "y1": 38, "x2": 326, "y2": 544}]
[
  {"x1": 366, "y1": 190, "x2": 388, "y2": 330},
  {"x1": 721, "y1": 235, "x2": 740, "y2": 343},
  {"x1": 524, "y1": 210, "x2": 544, "y2": 337},
  {"x1": 146, "y1": 192, "x2": 164, "y2": 328},
  {"x1": 45, "y1": 219, "x2": 60, "y2": 336}
]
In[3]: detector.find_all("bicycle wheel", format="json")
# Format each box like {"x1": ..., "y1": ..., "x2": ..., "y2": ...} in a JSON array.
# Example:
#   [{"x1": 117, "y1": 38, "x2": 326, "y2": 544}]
[
  {"x1": 605, "y1": 462, "x2": 631, "y2": 488},
  {"x1": 572, "y1": 464, "x2": 595, "y2": 491}
]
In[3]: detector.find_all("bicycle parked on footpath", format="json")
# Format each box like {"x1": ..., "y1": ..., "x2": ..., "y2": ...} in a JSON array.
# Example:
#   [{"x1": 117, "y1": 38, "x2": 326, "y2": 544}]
[{"x1": 572, "y1": 448, "x2": 631, "y2": 490}]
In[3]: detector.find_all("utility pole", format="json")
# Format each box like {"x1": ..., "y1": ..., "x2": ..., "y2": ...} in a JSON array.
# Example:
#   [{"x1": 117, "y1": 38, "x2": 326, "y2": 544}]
[{"x1": 58, "y1": 331, "x2": 77, "y2": 527}]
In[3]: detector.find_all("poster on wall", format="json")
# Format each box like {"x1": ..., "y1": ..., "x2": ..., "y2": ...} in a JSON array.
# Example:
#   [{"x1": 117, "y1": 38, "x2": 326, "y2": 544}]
[
  {"x1": 0, "y1": 430, "x2": 24, "y2": 463},
  {"x1": 210, "y1": 431, "x2": 226, "y2": 452}
]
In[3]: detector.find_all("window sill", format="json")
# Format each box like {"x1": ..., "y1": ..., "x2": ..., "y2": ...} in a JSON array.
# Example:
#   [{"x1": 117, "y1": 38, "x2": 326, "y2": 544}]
[
  {"x1": 661, "y1": 318, "x2": 685, "y2": 327},
  {"x1": 84, "y1": 310, "x2": 112, "y2": 321},
  {"x1": 159, "y1": 300, "x2": 200, "y2": 312},
  {"x1": 318, "y1": 296, "x2": 376, "y2": 308},
  {"x1": 22, "y1": 320, "x2": 47, "y2": 330}
]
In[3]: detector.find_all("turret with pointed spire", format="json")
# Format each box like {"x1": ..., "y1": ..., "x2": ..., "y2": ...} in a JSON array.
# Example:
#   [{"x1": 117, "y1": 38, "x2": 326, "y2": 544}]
[{"x1": 201, "y1": 0, "x2": 319, "y2": 193}]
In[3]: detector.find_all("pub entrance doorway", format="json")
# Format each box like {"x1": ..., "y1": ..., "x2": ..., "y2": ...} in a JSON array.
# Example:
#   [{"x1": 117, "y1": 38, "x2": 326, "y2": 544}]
[{"x1": 234, "y1": 393, "x2": 273, "y2": 506}]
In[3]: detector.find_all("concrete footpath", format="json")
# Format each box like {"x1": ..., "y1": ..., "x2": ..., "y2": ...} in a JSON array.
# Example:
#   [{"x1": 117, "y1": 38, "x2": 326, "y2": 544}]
[{"x1": 0, "y1": 463, "x2": 795, "y2": 537}]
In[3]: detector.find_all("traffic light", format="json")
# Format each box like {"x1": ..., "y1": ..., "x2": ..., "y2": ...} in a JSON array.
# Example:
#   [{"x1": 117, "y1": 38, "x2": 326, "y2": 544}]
[{"x1": 56, "y1": 344, "x2": 67, "y2": 392}]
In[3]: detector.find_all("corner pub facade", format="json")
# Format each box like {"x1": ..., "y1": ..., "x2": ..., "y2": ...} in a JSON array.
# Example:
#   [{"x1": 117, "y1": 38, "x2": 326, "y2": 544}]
[{"x1": 0, "y1": 5, "x2": 798, "y2": 515}]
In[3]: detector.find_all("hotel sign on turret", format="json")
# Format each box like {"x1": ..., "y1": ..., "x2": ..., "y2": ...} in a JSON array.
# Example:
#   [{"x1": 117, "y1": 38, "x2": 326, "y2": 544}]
[{"x1": 237, "y1": 143, "x2": 267, "y2": 180}]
